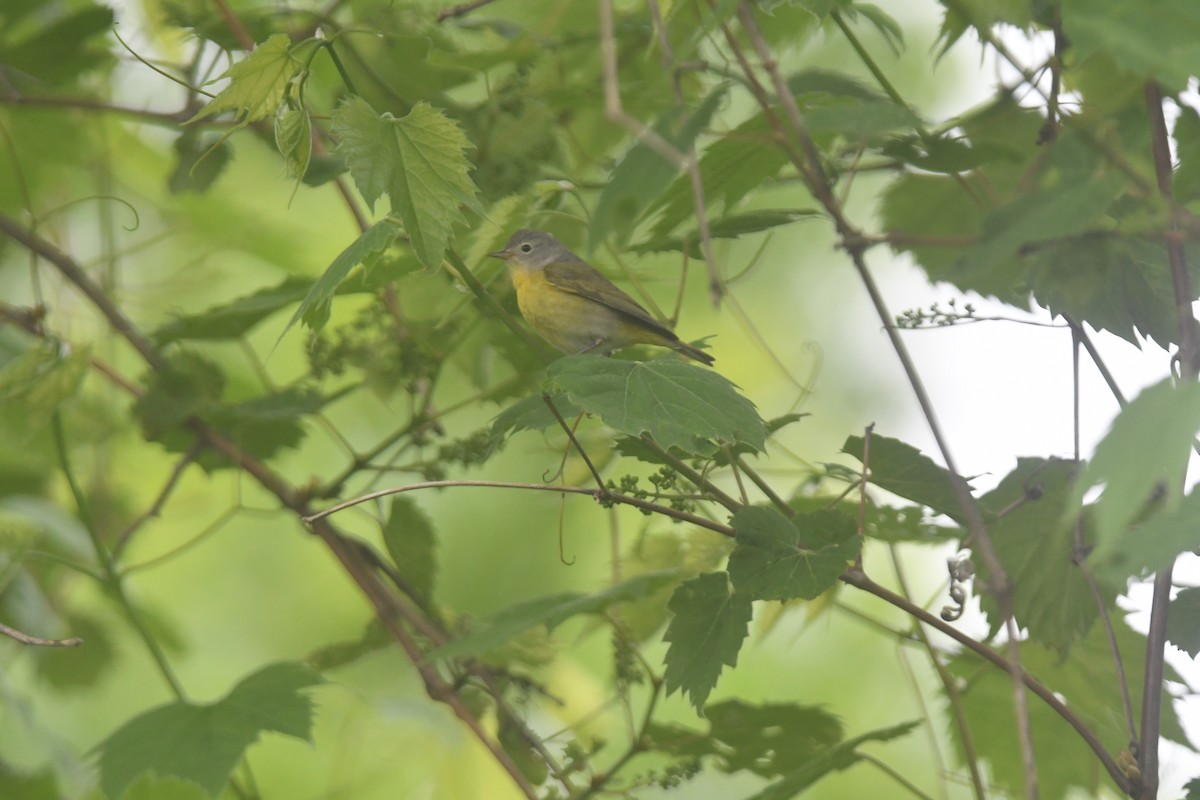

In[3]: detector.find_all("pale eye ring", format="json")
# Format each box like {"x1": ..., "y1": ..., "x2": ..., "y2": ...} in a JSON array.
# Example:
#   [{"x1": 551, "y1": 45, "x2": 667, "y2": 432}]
[{"x1": 520, "y1": 243, "x2": 533, "y2": 253}]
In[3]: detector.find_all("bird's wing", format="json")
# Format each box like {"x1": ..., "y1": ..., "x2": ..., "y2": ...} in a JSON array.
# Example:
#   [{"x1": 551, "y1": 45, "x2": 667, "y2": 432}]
[{"x1": 543, "y1": 261, "x2": 678, "y2": 339}]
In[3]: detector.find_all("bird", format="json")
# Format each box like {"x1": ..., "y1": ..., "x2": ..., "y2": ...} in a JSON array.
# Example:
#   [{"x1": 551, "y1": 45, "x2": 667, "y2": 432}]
[{"x1": 488, "y1": 229, "x2": 714, "y2": 365}]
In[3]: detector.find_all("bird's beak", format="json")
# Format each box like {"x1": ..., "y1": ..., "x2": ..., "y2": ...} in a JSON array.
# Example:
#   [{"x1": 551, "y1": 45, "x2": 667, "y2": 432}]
[{"x1": 488, "y1": 248, "x2": 509, "y2": 259}]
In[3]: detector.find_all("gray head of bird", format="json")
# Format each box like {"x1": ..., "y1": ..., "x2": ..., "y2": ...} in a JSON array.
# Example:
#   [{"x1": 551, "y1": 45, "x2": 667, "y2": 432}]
[{"x1": 488, "y1": 229, "x2": 580, "y2": 270}]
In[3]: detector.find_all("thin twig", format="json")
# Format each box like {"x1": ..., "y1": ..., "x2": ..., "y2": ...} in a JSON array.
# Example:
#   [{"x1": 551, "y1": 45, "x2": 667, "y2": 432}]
[
  {"x1": 303, "y1": 479, "x2": 736, "y2": 537},
  {"x1": 0, "y1": 621, "x2": 82, "y2": 648},
  {"x1": 436, "y1": 0, "x2": 497, "y2": 23},
  {"x1": 113, "y1": 441, "x2": 205, "y2": 559},
  {"x1": 544, "y1": 394, "x2": 606, "y2": 491}
]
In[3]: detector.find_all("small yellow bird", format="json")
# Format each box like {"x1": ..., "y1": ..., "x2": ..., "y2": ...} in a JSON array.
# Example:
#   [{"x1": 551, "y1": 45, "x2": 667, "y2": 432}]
[{"x1": 489, "y1": 230, "x2": 714, "y2": 365}]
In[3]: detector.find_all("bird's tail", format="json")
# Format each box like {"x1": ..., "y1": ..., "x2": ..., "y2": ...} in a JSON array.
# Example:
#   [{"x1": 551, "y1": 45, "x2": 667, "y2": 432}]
[{"x1": 672, "y1": 339, "x2": 715, "y2": 366}]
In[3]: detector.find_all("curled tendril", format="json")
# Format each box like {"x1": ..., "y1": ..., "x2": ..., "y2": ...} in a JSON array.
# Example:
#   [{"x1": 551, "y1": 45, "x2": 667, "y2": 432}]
[
  {"x1": 38, "y1": 195, "x2": 141, "y2": 232},
  {"x1": 940, "y1": 553, "x2": 975, "y2": 622}
]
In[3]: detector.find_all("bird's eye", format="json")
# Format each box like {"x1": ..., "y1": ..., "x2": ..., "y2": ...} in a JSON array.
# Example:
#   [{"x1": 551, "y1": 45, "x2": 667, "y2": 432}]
[{"x1": 520, "y1": 243, "x2": 533, "y2": 253}]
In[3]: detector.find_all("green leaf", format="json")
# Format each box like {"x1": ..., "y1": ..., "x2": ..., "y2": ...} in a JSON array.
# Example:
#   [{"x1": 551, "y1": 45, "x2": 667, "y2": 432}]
[
  {"x1": 189, "y1": 35, "x2": 301, "y2": 124},
  {"x1": 498, "y1": 711, "x2": 549, "y2": 786},
  {"x1": 961, "y1": 174, "x2": 1124, "y2": 283},
  {"x1": 1167, "y1": 587, "x2": 1200, "y2": 659},
  {"x1": 1175, "y1": 106, "x2": 1200, "y2": 205},
  {"x1": 745, "y1": 721, "x2": 920, "y2": 800},
  {"x1": 0, "y1": 340, "x2": 89, "y2": 431},
  {"x1": 662, "y1": 571, "x2": 752, "y2": 712},
  {"x1": 489, "y1": 392, "x2": 579, "y2": 440},
  {"x1": 305, "y1": 619, "x2": 391, "y2": 672},
  {"x1": 0, "y1": 3, "x2": 114, "y2": 85},
  {"x1": 727, "y1": 507, "x2": 859, "y2": 601},
  {"x1": 948, "y1": 620, "x2": 1190, "y2": 798},
  {"x1": 154, "y1": 278, "x2": 312, "y2": 344},
  {"x1": 650, "y1": 114, "x2": 789, "y2": 236},
  {"x1": 544, "y1": 356, "x2": 767, "y2": 456},
  {"x1": 333, "y1": 97, "x2": 480, "y2": 268},
  {"x1": 976, "y1": 458, "x2": 1111, "y2": 654},
  {"x1": 646, "y1": 700, "x2": 844, "y2": 778},
  {"x1": 96, "y1": 662, "x2": 324, "y2": 800},
  {"x1": 1073, "y1": 378, "x2": 1200, "y2": 562},
  {"x1": 1063, "y1": 0, "x2": 1200, "y2": 92},
  {"x1": 382, "y1": 497, "x2": 438, "y2": 603},
  {"x1": 590, "y1": 88, "x2": 726, "y2": 247},
  {"x1": 428, "y1": 571, "x2": 681, "y2": 660},
  {"x1": 862, "y1": 504, "x2": 961, "y2": 543},
  {"x1": 203, "y1": 387, "x2": 325, "y2": 464},
  {"x1": 1027, "y1": 236, "x2": 1186, "y2": 349},
  {"x1": 841, "y1": 433, "x2": 967, "y2": 521},
  {"x1": 1092, "y1": 486, "x2": 1200, "y2": 583},
  {"x1": 133, "y1": 353, "x2": 225, "y2": 440},
  {"x1": 631, "y1": 209, "x2": 820, "y2": 256},
  {"x1": 0, "y1": 762, "x2": 58, "y2": 800},
  {"x1": 281, "y1": 219, "x2": 398, "y2": 337}
]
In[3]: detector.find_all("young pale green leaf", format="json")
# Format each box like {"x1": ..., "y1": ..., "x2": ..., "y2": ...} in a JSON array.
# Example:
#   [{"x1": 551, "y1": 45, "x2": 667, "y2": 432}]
[
  {"x1": 189, "y1": 35, "x2": 301, "y2": 124},
  {"x1": 333, "y1": 97, "x2": 479, "y2": 268},
  {"x1": 280, "y1": 219, "x2": 398, "y2": 337},
  {"x1": 841, "y1": 433, "x2": 968, "y2": 521},
  {"x1": 976, "y1": 458, "x2": 1111, "y2": 655},
  {"x1": 727, "y1": 507, "x2": 859, "y2": 601},
  {"x1": 646, "y1": 700, "x2": 844, "y2": 778},
  {"x1": 1073, "y1": 378, "x2": 1200, "y2": 561},
  {"x1": 0, "y1": 340, "x2": 89, "y2": 431},
  {"x1": 96, "y1": 662, "x2": 323, "y2": 800},
  {"x1": 1168, "y1": 587, "x2": 1200, "y2": 659},
  {"x1": 428, "y1": 571, "x2": 680, "y2": 661},
  {"x1": 745, "y1": 721, "x2": 919, "y2": 800},
  {"x1": 382, "y1": 497, "x2": 438, "y2": 604},
  {"x1": 274, "y1": 106, "x2": 312, "y2": 188},
  {"x1": 1062, "y1": 0, "x2": 1200, "y2": 92},
  {"x1": 662, "y1": 571, "x2": 752, "y2": 712},
  {"x1": 544, "y1": 356, "x2": 767, "y2": 456},
  {"x1": 591, "y1": 88, "x2": 727, "y2": 247}
]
